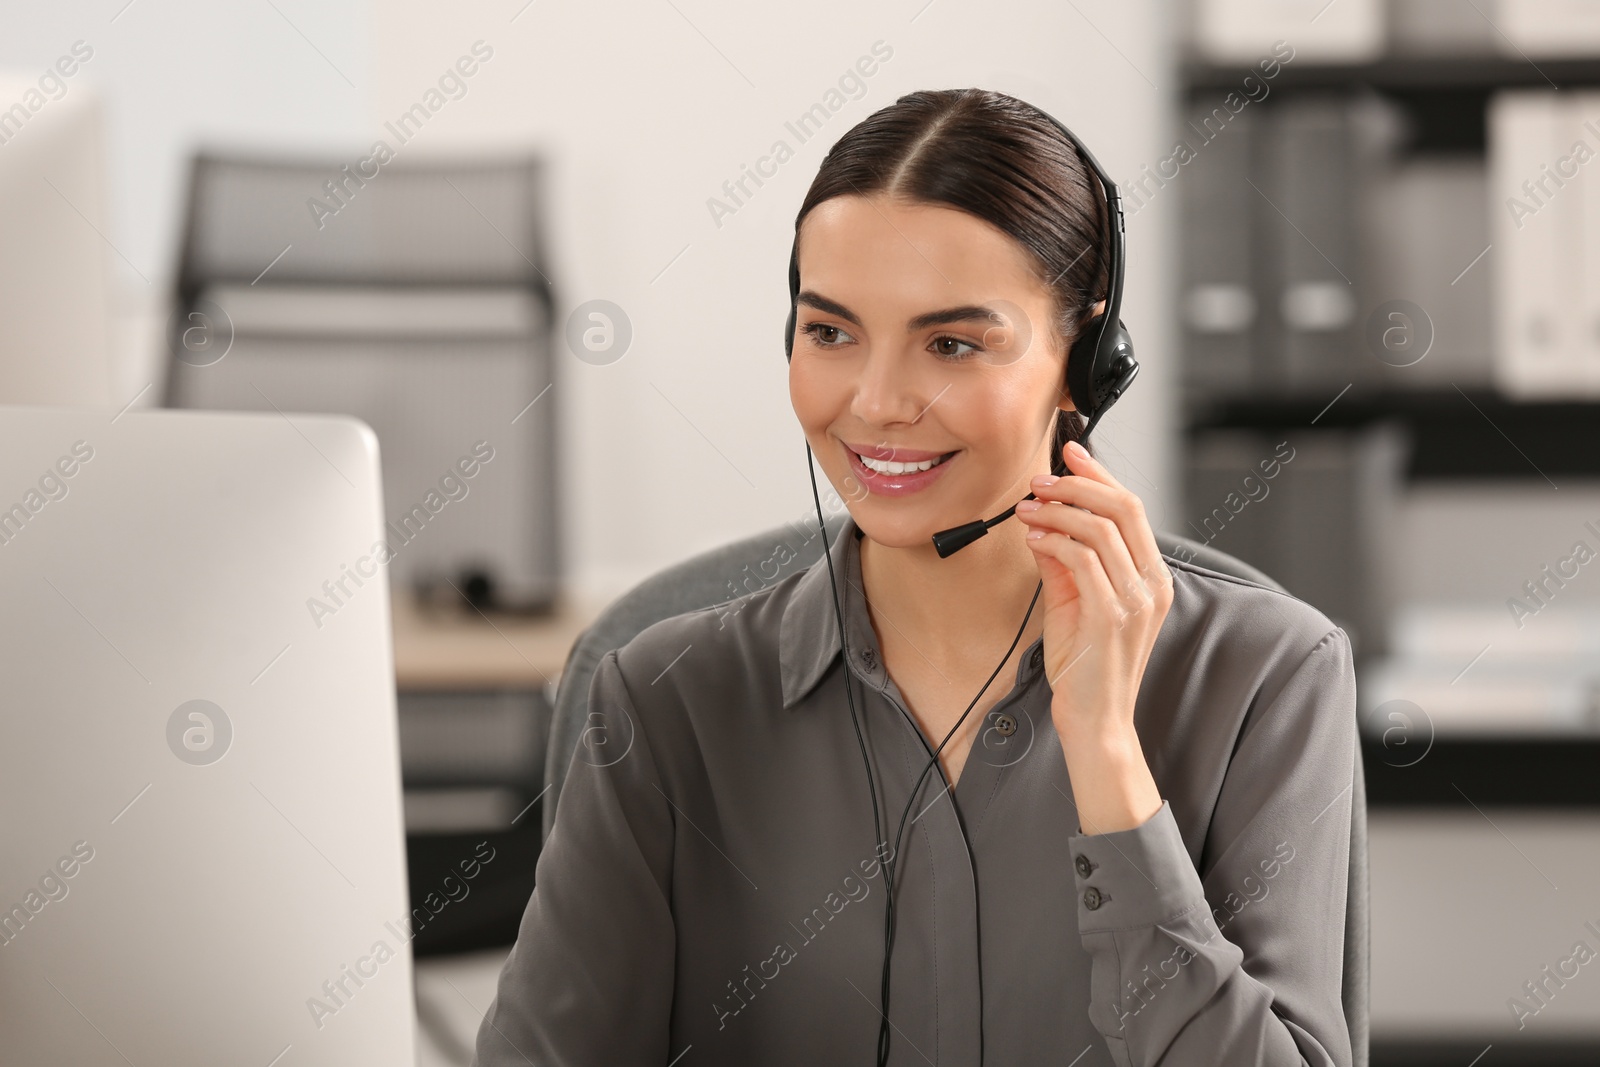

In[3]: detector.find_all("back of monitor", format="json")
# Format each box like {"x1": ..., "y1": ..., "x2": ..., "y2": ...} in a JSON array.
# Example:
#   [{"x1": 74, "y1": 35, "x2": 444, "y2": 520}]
[{"x1": 0, "y1": 405, "x2": 415, "y2": 1065}]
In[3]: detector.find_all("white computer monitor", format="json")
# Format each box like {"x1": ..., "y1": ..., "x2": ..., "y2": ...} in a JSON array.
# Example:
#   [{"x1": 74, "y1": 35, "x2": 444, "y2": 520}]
[
  {"x1": 0, "y1": 405, "x2": 414, "y2": 1065},
  {"x1": 0, "y1": 74, "x2": 114, "y2": 405}
]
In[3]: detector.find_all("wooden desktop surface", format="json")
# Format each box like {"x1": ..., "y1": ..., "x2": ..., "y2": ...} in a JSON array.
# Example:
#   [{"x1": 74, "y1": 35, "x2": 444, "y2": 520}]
[{"x1": 391, "y1": 589, "x2": 597, "y2": 691}]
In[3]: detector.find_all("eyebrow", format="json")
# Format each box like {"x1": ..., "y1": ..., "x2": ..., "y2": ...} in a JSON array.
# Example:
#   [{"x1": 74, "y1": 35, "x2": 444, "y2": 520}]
[{"x1": 795, "y1": 291, "x2": 1001, "y2": 332}]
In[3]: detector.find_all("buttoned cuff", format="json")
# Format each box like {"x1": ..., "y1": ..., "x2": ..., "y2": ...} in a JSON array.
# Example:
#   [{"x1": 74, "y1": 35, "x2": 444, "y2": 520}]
[{"x1": 1067, "y1": 800, "x2": 1207, "y2": 933}]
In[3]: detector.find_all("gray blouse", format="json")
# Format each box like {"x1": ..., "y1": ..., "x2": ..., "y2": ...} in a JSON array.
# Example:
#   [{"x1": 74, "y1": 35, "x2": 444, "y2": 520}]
[{"x1": 472, "y1": 514, "x2": 1357, "y2": 1066}]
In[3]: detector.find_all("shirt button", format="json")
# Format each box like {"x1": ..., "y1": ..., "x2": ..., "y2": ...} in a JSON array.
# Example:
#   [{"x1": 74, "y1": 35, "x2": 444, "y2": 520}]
[
  {"x1": 993, "y1": 712, "x2": 1017, "y2": 737},
  {"x1": 1029, "y1": 646, "x2": 1044, "y2": 670},
  {"x1": 1082, "y1": 886, "x2": 1106, "y2": 911},
  {"x1": 1075, "y1": 854, "x2": 1096, "y2": 879}
]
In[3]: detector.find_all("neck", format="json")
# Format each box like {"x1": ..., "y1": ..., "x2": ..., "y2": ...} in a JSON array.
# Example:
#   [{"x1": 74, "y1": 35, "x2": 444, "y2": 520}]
[{"x1": 858, "y1": 514, "x2": 1044, "y2": 665}]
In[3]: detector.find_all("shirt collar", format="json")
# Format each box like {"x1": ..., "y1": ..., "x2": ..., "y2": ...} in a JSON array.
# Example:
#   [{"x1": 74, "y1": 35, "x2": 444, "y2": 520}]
[
  {"x1": 778, "y1": 512, "x2": 1047, "y2": 710},
  {"x1": 779, "y1": 511, "x2": 881, "y2": 710}
]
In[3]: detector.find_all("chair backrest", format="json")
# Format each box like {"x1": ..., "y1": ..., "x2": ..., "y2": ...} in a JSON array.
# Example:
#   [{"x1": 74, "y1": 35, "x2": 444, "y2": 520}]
[
  {"x1": 165, "y1": 153, "x2": 561, "y2": 612},
  {"x1": 541, "y1": 514, "x2": 1368, "y2": 1067}
]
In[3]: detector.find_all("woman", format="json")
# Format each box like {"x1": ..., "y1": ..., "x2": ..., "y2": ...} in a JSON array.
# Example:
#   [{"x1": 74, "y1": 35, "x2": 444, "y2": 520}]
[{"x1": 473, "y1": 88, "x2": 1357, "y2": 1067}]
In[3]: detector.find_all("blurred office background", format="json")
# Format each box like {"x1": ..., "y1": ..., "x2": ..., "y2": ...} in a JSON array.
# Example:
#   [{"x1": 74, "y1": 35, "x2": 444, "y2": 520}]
[
  {"x1": 4, "y1": 0, "x2": 1600, "y2": 1063},
  {"x1": 1179, "y1": 2, "x2": 1600, "y2": 1063}
]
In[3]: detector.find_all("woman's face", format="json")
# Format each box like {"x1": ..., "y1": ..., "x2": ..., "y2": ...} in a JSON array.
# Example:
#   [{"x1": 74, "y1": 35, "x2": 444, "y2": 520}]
[{"x1": 788, "y1": 193, "x2": 1075, "y2": 551}]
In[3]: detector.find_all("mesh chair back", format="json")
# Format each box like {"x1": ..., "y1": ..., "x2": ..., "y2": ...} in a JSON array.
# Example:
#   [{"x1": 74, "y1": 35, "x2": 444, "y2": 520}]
[
  {"x1": 165, "y1": 152, "x2": 559, "y2": 611},
  {"x1": 176, "y1": 154, "x2": 554, "y2": 291}
]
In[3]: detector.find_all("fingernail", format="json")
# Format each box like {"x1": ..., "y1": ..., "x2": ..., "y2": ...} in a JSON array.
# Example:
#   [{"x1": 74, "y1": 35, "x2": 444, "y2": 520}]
[
  {"x1": 1067, "y1": 441, "x2": 1089, "y2": 459},
  {"x1": 1015, "y1": 499, "x2": 1041, "y2": 512},
  {"x1": 1026, "y1": 528, "x2": 1047, "y2": 540},
  {"x1": 1031, "y1": 474, "x2": 1058, "y2": 487}
]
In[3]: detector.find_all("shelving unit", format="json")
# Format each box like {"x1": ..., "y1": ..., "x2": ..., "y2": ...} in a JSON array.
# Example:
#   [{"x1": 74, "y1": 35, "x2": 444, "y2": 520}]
[
  {"x1": 1174, "y1": 34, "x2": 1600, "y2": 653},
  {"x1": 1364, "y1": 735, "x2": 1600, "y2": 805},
  {"x1": 1184, "y1": 54, "x2": 1600, "y2": 93},
  {"x1": 1176, "y1": 48, "x2": 1600, "y2": 425},
  {"x1": 1190, "y1": 387, "x2": 1600, "y2": 480},
  {"x1": 1178, "y1": 27, "x2": 1600, "y2": 1061}
]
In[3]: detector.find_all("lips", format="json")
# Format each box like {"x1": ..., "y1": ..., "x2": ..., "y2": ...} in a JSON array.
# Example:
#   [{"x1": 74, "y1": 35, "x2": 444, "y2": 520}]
[{"x1": 842, "y1": 440, "x2": 958, "y2": 497}]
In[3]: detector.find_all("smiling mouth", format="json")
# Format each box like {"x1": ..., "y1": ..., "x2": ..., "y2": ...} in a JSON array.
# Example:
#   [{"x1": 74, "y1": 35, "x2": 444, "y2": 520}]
[{"x1": 850, "y1": 449, "x2": 958, "y2": 475}]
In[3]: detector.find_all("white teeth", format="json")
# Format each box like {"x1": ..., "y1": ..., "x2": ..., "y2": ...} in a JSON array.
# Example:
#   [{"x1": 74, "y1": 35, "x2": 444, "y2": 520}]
[{"x1": 856, "y1": 451, "x2": 947, "y2": 475}]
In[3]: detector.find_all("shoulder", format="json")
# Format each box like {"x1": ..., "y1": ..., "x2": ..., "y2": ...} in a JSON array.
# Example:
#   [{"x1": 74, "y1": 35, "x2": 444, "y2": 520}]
[
  {"x1": 1162, "y1": 550, "x2": 1347, "y2": 670},
  {"x1": 604, "y1": 568, "x2": 800, "y2": 708},
  {"x1": 1144, "y1": 553, "x2": 1357, "y2": 838},
  {"x1": 1153, "y1": 551, "x2": 1355, "y2": 741}
]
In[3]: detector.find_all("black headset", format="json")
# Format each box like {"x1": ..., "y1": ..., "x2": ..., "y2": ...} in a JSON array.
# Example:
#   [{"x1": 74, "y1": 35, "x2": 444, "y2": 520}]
[{"x1": 792, "y1": 110, "x2": 1139, "y2": 1066}]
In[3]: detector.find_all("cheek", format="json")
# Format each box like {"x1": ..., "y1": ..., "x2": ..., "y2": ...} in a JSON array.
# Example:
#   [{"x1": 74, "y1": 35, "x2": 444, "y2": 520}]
[
  {"x1": 954, "y1": 377, "x2": 1048, "y2": 450},
  {"x1": 789, "y1": 359, "x2": 845, "y2": 438}
]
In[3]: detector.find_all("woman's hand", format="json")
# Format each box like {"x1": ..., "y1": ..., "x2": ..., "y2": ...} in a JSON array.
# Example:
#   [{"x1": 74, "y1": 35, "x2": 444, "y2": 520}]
[{"x1": 1013, "y1": 438, "x2": 1173, "y2": 834}]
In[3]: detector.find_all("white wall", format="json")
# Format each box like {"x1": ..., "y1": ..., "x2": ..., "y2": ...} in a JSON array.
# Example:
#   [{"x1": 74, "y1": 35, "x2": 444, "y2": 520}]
[
  {"x1": 0, "y1": 0, "x2": 373, "y2": 402},
  {"x1": 4, "y1": 0, "x2": 1177, "y2": 608}
]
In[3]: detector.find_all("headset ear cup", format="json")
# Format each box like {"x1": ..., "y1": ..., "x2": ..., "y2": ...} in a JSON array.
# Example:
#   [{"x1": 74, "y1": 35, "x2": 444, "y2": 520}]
[
  {"x1": 1064, "y1": 312, "x2": 1104, "y2": 422},
  {"x1": 1065, "y1": 315, "x2": 1138, "y2": 424},
  {"x1": 1101, "y1": 321, "x2": 1137, "y2": 406},
  {"x1": 784, "y1": 238, "x2": 801, "y2": 362}
]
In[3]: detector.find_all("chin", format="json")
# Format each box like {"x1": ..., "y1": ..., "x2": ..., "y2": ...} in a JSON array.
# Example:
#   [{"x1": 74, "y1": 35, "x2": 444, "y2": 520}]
[{"x1": 847, "y1": 499, "x2": 964, "y2": 552}]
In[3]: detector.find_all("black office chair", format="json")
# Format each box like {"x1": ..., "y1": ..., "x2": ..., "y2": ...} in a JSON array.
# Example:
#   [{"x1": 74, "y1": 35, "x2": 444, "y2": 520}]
[{"x1": 539, "y1": 513, "x2": 1370, "y2": 1067}]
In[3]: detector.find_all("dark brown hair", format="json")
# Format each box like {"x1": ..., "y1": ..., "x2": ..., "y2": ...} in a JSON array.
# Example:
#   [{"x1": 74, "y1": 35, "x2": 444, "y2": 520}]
[{"x1": 794, "y1": 88, "x2": 1110, "y2": 475}]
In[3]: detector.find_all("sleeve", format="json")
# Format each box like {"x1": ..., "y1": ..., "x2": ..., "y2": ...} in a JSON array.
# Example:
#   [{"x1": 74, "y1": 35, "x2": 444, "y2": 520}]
[
  {"x1": 1067, "y1": 627, "x2": 1357, "y2": 1067},
  {"x1": 471, "y1": 648, "x2": 678, "y2": 1066}
]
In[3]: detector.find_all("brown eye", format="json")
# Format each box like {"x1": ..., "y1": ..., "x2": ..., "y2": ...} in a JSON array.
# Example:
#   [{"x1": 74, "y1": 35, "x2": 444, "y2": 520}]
[
  {"x1": 801, "y1": 322, "x2": 851, "y2": 347},
  {"x1": 931, "y1": 334, "x2": 979, "y2": 361}
]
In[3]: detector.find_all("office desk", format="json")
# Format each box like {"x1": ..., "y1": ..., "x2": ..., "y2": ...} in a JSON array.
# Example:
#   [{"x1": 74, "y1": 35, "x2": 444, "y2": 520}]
[
  {"x1": 390, "y1": 591, "x2": 598, "y2": 957},
  {"x1": 392, "y1": 590, "x2": 596, "y2": 692}
]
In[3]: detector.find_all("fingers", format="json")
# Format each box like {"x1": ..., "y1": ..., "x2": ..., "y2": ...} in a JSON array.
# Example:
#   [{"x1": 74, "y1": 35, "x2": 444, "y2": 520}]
[
  {"x1": 1024, "y1": 526, "x2": 1122, "y2": 628},
  {"x1": 1018, "y1": 500, "x2": 1145, "y2": 624},
  {"x1": 1027, "y1": 442, "x2": 1172, "y2": 603}
]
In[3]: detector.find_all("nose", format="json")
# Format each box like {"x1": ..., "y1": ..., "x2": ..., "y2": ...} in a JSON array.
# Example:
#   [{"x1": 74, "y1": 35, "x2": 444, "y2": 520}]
[{"x1": 849, "y1": 346, "x2": 936, "y2": 428}]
